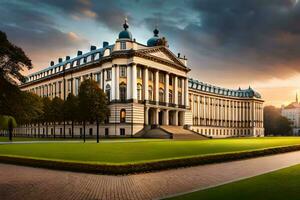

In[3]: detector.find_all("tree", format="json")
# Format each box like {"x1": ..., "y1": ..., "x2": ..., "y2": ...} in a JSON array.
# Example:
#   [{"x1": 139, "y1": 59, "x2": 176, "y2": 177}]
[
  {"x1": 264, "y1": 106, "x2": 292, "y2": 136},
  {"x1": 41, "y1": 97, "x2": 52, "y2": 138},
  {"x1": 0, "y1": 77, "x2": 23, "y2": 117},
  {"x1": 78, "y1": 79, "x2": 109, "y2": 143},
  {"x1": 49, "y1": 97, "x2": 64, "y2": 138},
  {"x1": 0, "y1": 31, "x2": 32, "y2": 84},
  {"x1": 18, "y1": 92, "x2": 43, "y2": 126},
  {"x1": 64, "y1": 93, "x2": 79, "y2": 138}
]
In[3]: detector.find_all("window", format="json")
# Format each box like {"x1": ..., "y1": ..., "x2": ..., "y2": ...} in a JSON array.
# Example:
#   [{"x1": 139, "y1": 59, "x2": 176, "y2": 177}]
[
  {"x1": 169, "y1": 77, "x2": 173, "y2": 86},
  {"x1": 94, "y1": 73, "x2": 100, "y2": 84},
  {"x1": 137, "y1": 67, "x2": 142, "y2": 79},
  {"x1": 120, "y1": 128, "x2": 125, "y2": 136},
  {"x1": 89, "y1": 128, "x2": 93, "y2": 136},
  {"x1": 120, "y1": 83, "x2": 127, "y2": 101},
  {"x1": 120, "y1": 109, "x2": 126, "y2": 123},
  {"x1": 137, "y1": 84, "x2": 142, "y2": 101},
  {"x1": 120, "y1": 41, "x2": 126, "y2": 50},
  {"x1": 178, "y1": 79, "x2": 182, "y2": 88},
  {"x1": 159, "y1": 73, "x2": 165, "y2": 83},
  {"x1": 105, "y1": 84, "x2": 111, "y2": 101},
  {"x1": 106, "y1": 69, "x2": 112, "y2": 80},
  {"x1": 149, "y1": 71, "x2": 153, "y2": 81},
  {"x1": 159, "y1": 88, "x2": 164, "y2": 102},
  {"x1": 148, "y1": 86, "x2": 153, "y2": 101},
  {"x1": 68, "y1": 79, "x2": 72, "y2": 94},
  {"x1": 58, "y1": 82, "x2": 62, "y2": 95},
  {"x1": 169, "y1": 90, "x2": 173, "y2": 103},
  {"x1": 178, "y1": 92, "x2": 182, "y2": 105},
  {"x1": 120, "y1": 66, "x2": 127, "y2": 77},
  {"x1": 75, "y1": 78, "x2": 80, "y2": 96}
]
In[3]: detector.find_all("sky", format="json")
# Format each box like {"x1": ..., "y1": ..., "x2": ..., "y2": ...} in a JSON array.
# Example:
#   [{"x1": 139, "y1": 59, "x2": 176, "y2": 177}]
[{"x1": 1, "y1": 0, "x2": 300, "y2": 107}]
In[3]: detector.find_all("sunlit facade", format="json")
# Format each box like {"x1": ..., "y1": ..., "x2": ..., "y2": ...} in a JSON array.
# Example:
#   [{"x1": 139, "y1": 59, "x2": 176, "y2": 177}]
[{"x1": 17, "y1": 20, "x2": 264, "y2": 138}]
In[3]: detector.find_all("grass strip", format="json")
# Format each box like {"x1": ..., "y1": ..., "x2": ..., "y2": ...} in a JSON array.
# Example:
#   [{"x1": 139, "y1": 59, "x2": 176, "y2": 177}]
[{"x1": 1, "y1": 144, "x2": 300, "y2": 175}]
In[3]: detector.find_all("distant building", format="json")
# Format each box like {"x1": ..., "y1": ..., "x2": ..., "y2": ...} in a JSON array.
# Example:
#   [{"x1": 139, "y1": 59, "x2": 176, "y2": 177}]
[
  {"x1": 281, "y1": 94, "x2": 300, "y2": 135},
  {"x1": 17, "y1": 19, "x2": 264, "y2": 138}
]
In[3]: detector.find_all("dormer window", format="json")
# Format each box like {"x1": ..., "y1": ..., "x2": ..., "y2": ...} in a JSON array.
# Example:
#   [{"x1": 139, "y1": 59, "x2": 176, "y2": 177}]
[{"x1": 120, "y1": 41, "x2": 126, "y2": 50}]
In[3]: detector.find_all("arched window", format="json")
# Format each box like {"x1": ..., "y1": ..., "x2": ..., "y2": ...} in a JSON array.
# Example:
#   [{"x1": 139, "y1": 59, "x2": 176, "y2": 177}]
[
  {"x1": 119, "y1": 82, "x2": 127, "y2": 101},
  {"x1": 148, "y1": 86, "x2": 153, "y2": 101},
  {"x1": 137, "y1": 84, "x2": 142, "y2": 101},
  {"x1": 169, "y1": 90, "x2": 173, "y2": 104},
  {"x1": 120, "y1": 109, "x2": 126, "y2": 123},
  {"x1": 159, "y1": 88, "x2": 164, "y2": 102},
  {"x1": 105, "y1": 84, "x2": 111, "y2": 101}
]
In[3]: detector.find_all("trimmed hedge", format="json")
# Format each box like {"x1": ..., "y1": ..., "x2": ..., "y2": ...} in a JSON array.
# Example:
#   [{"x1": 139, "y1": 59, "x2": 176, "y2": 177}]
[{"x1": 1, "y1": 145, "x2": 300, "y2": 175}]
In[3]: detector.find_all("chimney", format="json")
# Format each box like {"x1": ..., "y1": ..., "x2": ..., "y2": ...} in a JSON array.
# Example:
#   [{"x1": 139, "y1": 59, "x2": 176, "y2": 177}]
[
  {"x1": 50, "y1": 61, "x2": 54, "y2": 66},
  {"x1": 77, "y1": 51, "x2": 82, "y2": 56},
  {"x1": 58, "y1": 58, "x2": 63, "y2": 63},
  {"x1": 90, "y1": 45, "x2": 96, "y2": 51},
  {"x1": 178, "y1": 53, "x2": 181, "y2": 58},
  {"x1": 103, "y1": 41, "x2": 109, "y2": 48},
  {"x1": 66, "y1": 56, "x2": 70, "y2": 60}
]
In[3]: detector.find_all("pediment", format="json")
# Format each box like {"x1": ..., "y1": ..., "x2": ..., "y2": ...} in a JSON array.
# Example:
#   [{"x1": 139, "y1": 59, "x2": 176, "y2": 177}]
[
  {"x1": 149, "y1": 50, "x2": 174, "y2": 62},
  {"x1": 136, "y1": 46, "x2": 188, "y2": 70}
]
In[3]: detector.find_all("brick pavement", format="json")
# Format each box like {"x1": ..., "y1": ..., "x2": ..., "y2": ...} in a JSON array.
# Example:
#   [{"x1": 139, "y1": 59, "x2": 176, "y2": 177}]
[{"x1": 1, "y1": 151, "x2": 300, "y2": 200}]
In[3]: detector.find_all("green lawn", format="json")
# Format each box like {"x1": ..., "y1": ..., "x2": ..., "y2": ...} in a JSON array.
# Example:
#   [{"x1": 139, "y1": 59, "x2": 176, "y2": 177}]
[
  {"x1": 1, "y1": 137, "x2": 300, "y2": 164},
  {"x1": 167, "y1": 164, "x2": 300, "y2": 200}
]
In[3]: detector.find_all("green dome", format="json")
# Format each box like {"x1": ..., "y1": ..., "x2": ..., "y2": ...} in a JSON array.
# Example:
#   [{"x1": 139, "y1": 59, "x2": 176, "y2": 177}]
[
  {"x1": 119, "y1": 19, "x2": 132, "y2": 40},
  {"x1": 147, "y1": 28, "x2": 160, "y2": 47},
  {"x1": 119, "y1": 30, "x2": 132, "y2": 39}
]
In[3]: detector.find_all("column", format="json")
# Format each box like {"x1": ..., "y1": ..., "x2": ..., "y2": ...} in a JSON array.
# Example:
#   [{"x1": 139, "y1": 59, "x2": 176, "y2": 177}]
[
  {"x1": 127, "y1": 65, "x2": 131, "y2": 100},
  {"x1": 144, "y1": 67, "x2": 149, "y2": 101},
  {"x1": 155, "y1": 70, "x2": 159, "y2": 102},
  {"x1": 163, "y1": 110, "x2": 169, "y2": 125},
  {"x1": 174, "y1": 111, "x2": 179, "y2": 126},
  {"x1": 71, "y1": 78, "x2": 75, "y2": 95},
  {"x1": 111, "y1": 66, "x2": 116, "y2": 100},
  {"x1": 190, "y1": 93, "x2": 194, "y2": 123},
  {"x1": 100, "y1": 70, "x2": 103, "y2": 90},
  {"x1": 181, "y1": 78, "x2": 185, "y2": 106},
  {"x1": 174, "y1": 76, "x2": 178, "y2": 105},
  {"x1": 185, "y1": 78, "x2": 189, "y2": 107},
  {"x1": 197, "y1": 95, "x2": 200, "y2": 125},
  {"x1": 145, "y1": 107, "x2": 149, "y2": 125},
  {"x1": 165, "y1": 73, "x2": 169, "y2": 104},
  {"x1": 60, "y1": 81, "x2": 63, "y2": 99},
  {"x1": 132, "y1": 64, "x2": 137, "y2": 101},
  {"x1": 155, "y1": 108, "x2": 160, "y2": 125},
  {"x1": 115, "y1": 65, "x2": 120, "y2": 100}
]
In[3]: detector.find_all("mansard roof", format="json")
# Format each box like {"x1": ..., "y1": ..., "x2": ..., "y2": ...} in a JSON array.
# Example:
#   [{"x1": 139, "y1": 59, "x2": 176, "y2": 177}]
[
  {"x1": 25, "y1": 44, "x2": 114, "y2": 83},
  {"x1": 189, "y1": 78, "x2": 262, "y2": 99}
]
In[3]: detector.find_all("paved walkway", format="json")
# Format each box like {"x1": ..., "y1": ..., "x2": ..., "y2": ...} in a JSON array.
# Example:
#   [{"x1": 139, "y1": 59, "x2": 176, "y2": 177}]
[{"x1": 1, "y1": 151, "x2": 300, "y2": 200}]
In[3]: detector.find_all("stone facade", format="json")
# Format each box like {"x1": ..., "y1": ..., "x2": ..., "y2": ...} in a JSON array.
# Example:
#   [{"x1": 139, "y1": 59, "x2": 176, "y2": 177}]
[{"x1": 16, "y1": 20, "x2": 264, "y2": 138}]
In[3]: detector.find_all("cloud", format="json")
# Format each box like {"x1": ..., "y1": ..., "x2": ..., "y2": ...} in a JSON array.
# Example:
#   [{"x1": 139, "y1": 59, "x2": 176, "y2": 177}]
[
  {"x1": 0, "y1": 1, "x2": 88, "y2": 71},
  {"x1": 24, "y1": 0, "x2": 131, "y2": 31},
  {"x1": 141, "y1": 0, "x2": 300, "y2": 84}
]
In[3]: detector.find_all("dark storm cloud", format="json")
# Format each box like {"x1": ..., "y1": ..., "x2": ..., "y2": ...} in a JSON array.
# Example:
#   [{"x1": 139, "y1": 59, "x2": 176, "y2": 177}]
[
  {"x1": 0, "y1": 1, "x2": 88, "y2": 68},
  {"x1": 25, "y1": 0, "x2": 131, "y2": 31},
  {"x1": 143, "y1": 0, "x2": 300, "y2": 81}
]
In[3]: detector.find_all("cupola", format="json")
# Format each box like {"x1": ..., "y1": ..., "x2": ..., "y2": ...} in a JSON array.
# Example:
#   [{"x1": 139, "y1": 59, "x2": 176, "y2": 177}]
[{"x1": 118, "y1": 18, "x2": 132, "y2": 40}]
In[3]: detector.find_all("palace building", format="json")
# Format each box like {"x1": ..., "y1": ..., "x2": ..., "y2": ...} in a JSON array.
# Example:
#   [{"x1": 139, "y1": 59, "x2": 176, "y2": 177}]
[{"x1": 18, "y1": 20, "x2": 264, "y2": 138}]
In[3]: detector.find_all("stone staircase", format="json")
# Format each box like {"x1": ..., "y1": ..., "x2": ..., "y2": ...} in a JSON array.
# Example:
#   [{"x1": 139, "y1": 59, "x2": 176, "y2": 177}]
[{"x1": 159, "y1": 126, "x2": 209, "y2": 140}]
